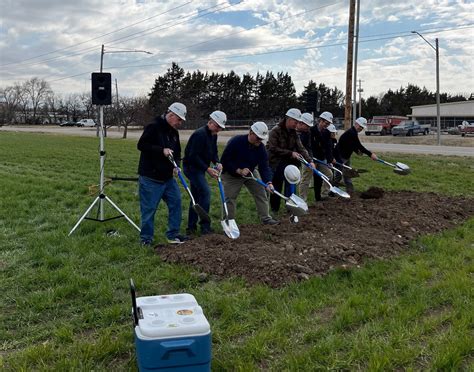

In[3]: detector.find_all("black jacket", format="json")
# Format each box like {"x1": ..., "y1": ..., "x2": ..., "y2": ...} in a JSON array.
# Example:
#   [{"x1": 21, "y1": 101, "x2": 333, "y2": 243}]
[
  {"x1": 310, "y1": 125, "x2": 333, "y2": 162},
  {"x1": 335, "y1": 126, "x2": 372, "y2": 161},
  {"x1": 183, "y1": 125, "x2": 219, "y2": 173},
  {"x1": 137, "y1": 115, "x2": 181, "y2": 181}
]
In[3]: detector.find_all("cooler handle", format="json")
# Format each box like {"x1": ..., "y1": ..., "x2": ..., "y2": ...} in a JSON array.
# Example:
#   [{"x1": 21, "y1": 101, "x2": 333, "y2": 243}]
[{"x1": 161, "y1": 339, "x2": 197, "y2": 359}]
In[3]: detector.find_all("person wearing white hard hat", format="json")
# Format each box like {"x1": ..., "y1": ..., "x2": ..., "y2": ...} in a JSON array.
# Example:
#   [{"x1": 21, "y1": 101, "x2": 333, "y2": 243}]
[
  {"x1": 296, "y1": 112, "x2": 314, "y2": 201},
  {"x1": 137, "y1": 102, "x2": 188, "y2": 245},
  {"x1": 334, "y1": 117, "x2": 378, "y2": 194},
  {"x1": 220, "y1": 122, "x2": 279, "y2": 225},
  {"x1": 310, "y1": 111, "x2": 336, "y2": 201},
  {"x1": 183, "y1": 110, "x2": 226, "y2": 236},
  {"x1": 267, "y1": 108, "x2": 314, "y2": 213}
]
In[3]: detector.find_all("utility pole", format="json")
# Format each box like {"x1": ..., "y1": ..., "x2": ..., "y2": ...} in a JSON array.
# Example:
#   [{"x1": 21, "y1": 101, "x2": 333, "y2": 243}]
[
  {"x1": 352, "y1": 0, "x2": 361, "y2": 126},
  {"x1": 344, "y1": 0, "x2": 356, "y2": 129},
  {"x1": 358, "y1": 79, "x2": 364, "y2": 117},
  {"x1": 115, "y1": 78, "x2": 120, "y2": 131}
]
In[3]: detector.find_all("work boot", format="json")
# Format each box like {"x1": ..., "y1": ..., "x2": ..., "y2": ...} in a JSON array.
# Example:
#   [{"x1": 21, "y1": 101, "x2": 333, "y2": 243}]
[
  {"x1": 262, "y1": 217, "x2": 280, "y2": 225},
  {"x1": 201, "y1": 228, "x2": 214, "y2": 236}
]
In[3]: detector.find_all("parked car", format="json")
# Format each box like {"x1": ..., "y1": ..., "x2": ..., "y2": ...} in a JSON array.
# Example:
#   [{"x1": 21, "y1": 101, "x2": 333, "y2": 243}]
[
  {"x1": 76, "y1": 119, "x2": 96, "y2": 127},
  {"x1": 392, "y1": 120, "x2": 430, "y2": 136},
  {"x1": 59, "y1": 120, "x2": 77, "y2": 127},
  {"x1": 365, "y1": 115, "x2": 408, "y2": 136}
]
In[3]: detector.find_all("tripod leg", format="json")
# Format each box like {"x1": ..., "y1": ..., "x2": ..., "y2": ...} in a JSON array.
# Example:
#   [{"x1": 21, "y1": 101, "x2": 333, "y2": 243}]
[
  {"x1": 69, "y1": 196, "x2": 100, "y2": 236},
  {"x1": 104, "y1": 196, "x2": 141, "y2": 232}
]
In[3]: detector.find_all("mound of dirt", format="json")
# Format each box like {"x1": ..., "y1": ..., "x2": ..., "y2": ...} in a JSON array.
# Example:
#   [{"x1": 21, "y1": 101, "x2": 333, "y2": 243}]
[
  {"x1": 360, "y1": 186, "x2": 384, "y2": 199},
  {"x1": 157, "y1": 191, "x2": 474, "y2": 287}
]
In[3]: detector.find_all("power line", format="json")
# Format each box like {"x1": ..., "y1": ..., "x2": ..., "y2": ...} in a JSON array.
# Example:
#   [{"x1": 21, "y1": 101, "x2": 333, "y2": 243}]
[
  {"x1": 46, "y1": 24, "x2": 473, "y2": 83},
  {"x1": 0, "y1": 1, "x2": 193, "y2": 67},
  {"x1": 3, "y1": 1, "x2": 239, "y2": 70}
]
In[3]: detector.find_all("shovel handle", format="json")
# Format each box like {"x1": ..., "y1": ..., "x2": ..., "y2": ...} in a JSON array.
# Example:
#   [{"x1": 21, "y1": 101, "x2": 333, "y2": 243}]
[{"x1": 377, "y1": 158, "x2": 396, "y2": 168}]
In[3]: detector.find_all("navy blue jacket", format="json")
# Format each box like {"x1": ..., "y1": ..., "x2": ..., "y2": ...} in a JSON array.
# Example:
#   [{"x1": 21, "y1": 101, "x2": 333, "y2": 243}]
[
  {"x1": 221, "y1": 134, "x2": 272, "y2": 183},
  {"x1": 183, "y1": 125, "x2": 219, "y2": 173},
  {"x1": 310, "y1": 125, "x2": 333, "y2": 162},
  {"x1": 137, "y1": 115, "x2": 181, "y2": 181},
  {"x1": 335, "y1": 126, "x2": 372, "y2": 161}
]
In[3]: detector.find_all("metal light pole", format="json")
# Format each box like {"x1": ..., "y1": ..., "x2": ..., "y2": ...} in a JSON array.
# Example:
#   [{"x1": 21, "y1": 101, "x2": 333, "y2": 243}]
[
  {"x1": 352, "y1": 0, "x2": 361, "y2": 125},
  {"x1": 412, "y1": 31, "x2": 441, "y2": 146}
]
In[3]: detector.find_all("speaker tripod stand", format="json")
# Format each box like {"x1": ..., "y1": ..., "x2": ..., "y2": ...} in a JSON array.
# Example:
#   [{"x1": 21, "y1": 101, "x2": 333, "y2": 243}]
[{"x1": 69, "y1": 105, "x2": 140, "y2": 236}]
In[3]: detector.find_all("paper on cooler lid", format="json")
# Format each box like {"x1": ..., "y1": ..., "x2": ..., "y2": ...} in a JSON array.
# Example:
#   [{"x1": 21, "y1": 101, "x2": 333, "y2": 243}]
[{"x1": 135, "y1": 293, "x2": 211, "y2": 339}]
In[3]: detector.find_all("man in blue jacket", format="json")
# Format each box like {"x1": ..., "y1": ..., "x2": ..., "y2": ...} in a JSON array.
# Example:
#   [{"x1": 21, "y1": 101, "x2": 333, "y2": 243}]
[
  {"x1": 183, "y1": 111, "x2": 226, "y2": 236},
  {"x1": 137, "y1": 102, "x2": 189, "y2": 245},
  {"x1": 220, "y1": 122, "x2": 279, "y2": 225}
]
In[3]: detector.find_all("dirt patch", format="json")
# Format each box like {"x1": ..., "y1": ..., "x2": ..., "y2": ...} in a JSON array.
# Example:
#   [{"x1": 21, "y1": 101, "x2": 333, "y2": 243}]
[
  {"x1": 360, "y1": 186, "x2": 384, "y2": 199},
  {"x1": 157, "y1": 191, "x2": 474, "y2": 287}
]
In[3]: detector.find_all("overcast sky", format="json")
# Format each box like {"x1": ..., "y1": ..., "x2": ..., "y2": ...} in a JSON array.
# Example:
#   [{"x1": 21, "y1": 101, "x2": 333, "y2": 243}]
[{"x1": 1, "y1": 0, "x2": 473, "y2": 100}]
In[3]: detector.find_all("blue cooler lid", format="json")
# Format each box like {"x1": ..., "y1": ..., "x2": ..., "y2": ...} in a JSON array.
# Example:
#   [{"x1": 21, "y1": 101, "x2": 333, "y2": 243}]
[{"x1": 135, "y1": 293, "x2": 211, "y2": 340}]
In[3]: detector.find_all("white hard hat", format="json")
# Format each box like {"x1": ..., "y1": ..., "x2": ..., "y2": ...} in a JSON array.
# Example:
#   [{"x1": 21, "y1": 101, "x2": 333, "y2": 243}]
[
  {"x1": 300, "y1": 112, "x2": 314, "y2": 127},
  {"x1": 210, "y1": 110, "x2": 227, "y2": 128},
  {"x1": 319, "y1": 111, "x2": 333, "y2": 124},
  {"x1": 284, "y1": 165, "x2": 301, "y2": 185},
  {"x1": 286, "y1": 108, "x2": 302, "y2": 121},
  {"x1": 250, "y1": 121, "x2": 269, "y2": 140},
  {"x1": 355, "y1": 117, "x2": 367, "y2": 128},
  {"x1": 327, "y1": 124, "x2": 337, "y2": 133},
  {"x1": 168, "y1": 102, "x2": 187, "y2": 121}
]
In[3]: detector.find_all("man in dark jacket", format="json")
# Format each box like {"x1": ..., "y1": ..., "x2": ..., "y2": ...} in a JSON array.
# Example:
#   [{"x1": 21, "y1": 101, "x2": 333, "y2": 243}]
[
  {"x1": 266, "y1": 108, "x2": 313, "y2": 213},
  {"x1": 183, "y1": 111, "x2": 226, "y2": 236},
  {"x1": 220, "y1": 122, "x2": 279, "y2": 225},
  {"x1": 310, "y1": 111, "x2": 335, "y2": 201},
  {"x1": 137, "y1": 102, "x2": 188, "y2": 245},
  {"x1": 334, "y1": 117, "x2": 378, "y2": 194}
]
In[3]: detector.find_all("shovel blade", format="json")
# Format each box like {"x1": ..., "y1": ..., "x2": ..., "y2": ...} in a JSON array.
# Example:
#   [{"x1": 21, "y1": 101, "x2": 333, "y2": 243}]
[
  {"x1": 286, "y1": 194, "x2": 308, "y2": 216},
  {"x1": 330, "y1": 186, "x2": 351, "y2": 199},
  {"x1": 193, "y1": 204, "x2": 211, "y2": 224},
  {"x1": 395, "y1": 162, "x2": 410, "y2": 175},
  {"x1": 221, "y1": 219, "x2": 240, "y2": 239}
]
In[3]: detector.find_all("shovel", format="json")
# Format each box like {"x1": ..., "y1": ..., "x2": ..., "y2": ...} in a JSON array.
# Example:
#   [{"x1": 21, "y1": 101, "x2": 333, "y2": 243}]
[
  {"x1": 243, "y1": 171, "x2": 308, "y2": 217},
  {"x1": 216, "y1": 173, "x2": 240, "y2": 239},
  {"x1": 334, "y1": 161, "x2": 362, "y2": 178},
  {"x1": 312, "y1": 158, "x2": 344, "y2": 177},
  {"x1": 297, "y1": 155, "x2": 351, "y2": 199},
  {"x1": 377, "y1": 158, "x2": 411, "y2": 176},
  {"x1": 168, "y1": 155, "x2": 211, "y2": 224}
]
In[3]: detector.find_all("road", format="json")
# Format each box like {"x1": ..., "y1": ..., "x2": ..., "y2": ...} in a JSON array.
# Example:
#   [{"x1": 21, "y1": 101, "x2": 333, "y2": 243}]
[{"x1": 2, "y1": 125, "x2": 473, "y2": 157}]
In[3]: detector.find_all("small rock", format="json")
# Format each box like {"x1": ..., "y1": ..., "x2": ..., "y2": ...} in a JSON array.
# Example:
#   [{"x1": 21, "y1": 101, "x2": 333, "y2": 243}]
[{"x1": 297, "y1": 273, "x2": 310, "y2": 281}]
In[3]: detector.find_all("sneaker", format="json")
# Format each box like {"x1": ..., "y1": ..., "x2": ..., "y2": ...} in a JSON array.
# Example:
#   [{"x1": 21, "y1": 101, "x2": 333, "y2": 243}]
[
  {"x1": 140, "y1": 240, "x2": 152, "y2": 247},
  {"x1": 166, "y1": 234, "x2": 190, "y2": 244},
  {"x1": 262, "y1": 217, "x2": 280, "y2": 225}
]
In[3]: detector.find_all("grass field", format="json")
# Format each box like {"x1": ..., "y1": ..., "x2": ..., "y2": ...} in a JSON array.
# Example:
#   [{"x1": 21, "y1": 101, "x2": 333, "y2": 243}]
[{"x1": 1, "y1": 132, "x2": 473, "y2": 370}]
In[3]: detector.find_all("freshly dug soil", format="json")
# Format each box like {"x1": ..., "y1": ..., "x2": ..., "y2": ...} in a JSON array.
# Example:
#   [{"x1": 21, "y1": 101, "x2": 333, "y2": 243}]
[{"x1": 156, "y1": 191, "x2": 474, "y2": 287}]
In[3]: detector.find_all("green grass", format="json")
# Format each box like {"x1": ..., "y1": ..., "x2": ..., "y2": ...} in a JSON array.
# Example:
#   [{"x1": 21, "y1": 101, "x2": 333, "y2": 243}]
[{"x1": 1, "y1": 132, "x2": 473, "y2": 370}]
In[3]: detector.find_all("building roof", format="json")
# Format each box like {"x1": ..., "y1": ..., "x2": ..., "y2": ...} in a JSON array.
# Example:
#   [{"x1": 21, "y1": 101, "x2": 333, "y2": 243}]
[{"x1": 411, "y1": 100, "x2": 474, "y2": 117}]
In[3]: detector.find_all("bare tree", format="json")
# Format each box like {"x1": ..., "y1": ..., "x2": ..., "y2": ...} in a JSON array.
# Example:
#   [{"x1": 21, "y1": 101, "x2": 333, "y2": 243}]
[
  {"x1": 0, "y1": 85, "x2": 22, "y2": 124},
  {"x1": 23, "y1": 77, "x2": 52, "y2": 124}
]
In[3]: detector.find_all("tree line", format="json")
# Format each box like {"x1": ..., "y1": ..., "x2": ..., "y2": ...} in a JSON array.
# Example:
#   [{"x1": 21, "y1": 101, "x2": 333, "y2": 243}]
[{"x1": 1, "y1": 63, "x2": 470, "y2": 131}]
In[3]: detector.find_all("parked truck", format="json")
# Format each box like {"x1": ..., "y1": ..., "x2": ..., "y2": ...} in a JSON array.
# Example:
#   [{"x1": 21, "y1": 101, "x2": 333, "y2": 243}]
[
  {"x1": 365, "y1": 115, "x2": 408, "y2": 136},
  {"x1": 460, "y1": 121, "x2": 474, "y2": 137},
  {"x1": 391, "y1": 120, "x2": 430, "y2": 136}
]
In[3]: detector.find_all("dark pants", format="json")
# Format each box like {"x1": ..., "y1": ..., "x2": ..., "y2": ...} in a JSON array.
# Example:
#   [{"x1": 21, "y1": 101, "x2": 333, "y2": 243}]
[
  {"x1": 270, "y1": 161, "x2": 294, "y2": 212},
  {"x1": 184, "y1": 168, "x2": 211, "y2": 233}
]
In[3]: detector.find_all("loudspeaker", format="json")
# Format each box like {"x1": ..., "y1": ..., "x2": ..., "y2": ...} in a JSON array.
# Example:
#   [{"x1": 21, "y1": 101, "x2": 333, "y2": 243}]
[
  {"x1": 91, "y1": 72, "x2": 112, "y2": 105},
  {"x1": 305, "y1": 90, "x2": 319, "y2": 113}
]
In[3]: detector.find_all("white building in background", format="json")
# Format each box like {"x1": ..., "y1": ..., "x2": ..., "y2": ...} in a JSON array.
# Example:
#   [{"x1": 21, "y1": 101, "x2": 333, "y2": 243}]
[{"x1": 410, "y1": 100, "x2": 474, "y2": 130}]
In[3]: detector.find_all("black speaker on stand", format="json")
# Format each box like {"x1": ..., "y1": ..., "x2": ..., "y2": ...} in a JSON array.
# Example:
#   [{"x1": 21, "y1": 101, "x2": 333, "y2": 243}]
[{"x1": 69, "y1": 72, "x2": 140, "y2": 236}]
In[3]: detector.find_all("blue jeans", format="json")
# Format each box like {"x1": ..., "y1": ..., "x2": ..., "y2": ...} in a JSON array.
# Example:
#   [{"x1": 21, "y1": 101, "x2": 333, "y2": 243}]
[
  {"x1": 184, "y1": 168, "x2": 211, "y2": 232},
  {"x1": 138, "y1": 175, "x2": 182, "y2": 243}
]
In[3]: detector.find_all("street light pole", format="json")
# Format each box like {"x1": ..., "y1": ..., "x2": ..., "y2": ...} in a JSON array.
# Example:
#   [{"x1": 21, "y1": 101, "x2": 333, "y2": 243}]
[{"x1": 412, "y1": 31, "x2": 441, "y2": 146}]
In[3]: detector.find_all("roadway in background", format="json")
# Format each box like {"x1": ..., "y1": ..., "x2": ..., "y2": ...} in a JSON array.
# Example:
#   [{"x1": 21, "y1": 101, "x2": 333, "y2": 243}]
[{"x1": 1, "y1": 125, "x2": 473, "y2": 157}]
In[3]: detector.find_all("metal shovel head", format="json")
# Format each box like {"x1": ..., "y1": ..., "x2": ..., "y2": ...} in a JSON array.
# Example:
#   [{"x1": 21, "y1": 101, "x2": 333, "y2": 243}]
[
  {"x1": 286, "y1": 193, "x2": 308, "y2": 216},
  {"x1": 221, "y1": 219, "x2": 240, "y2": 239},
  {"x1": 193, "y1": 204, "x2": 211, "y2": 224},
  {"x1": 394, "y1": 162, "x2": 410, "y2": 175},
  {"x1": 330, "y1": 186, "x2": 351, "y2": 199}
]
